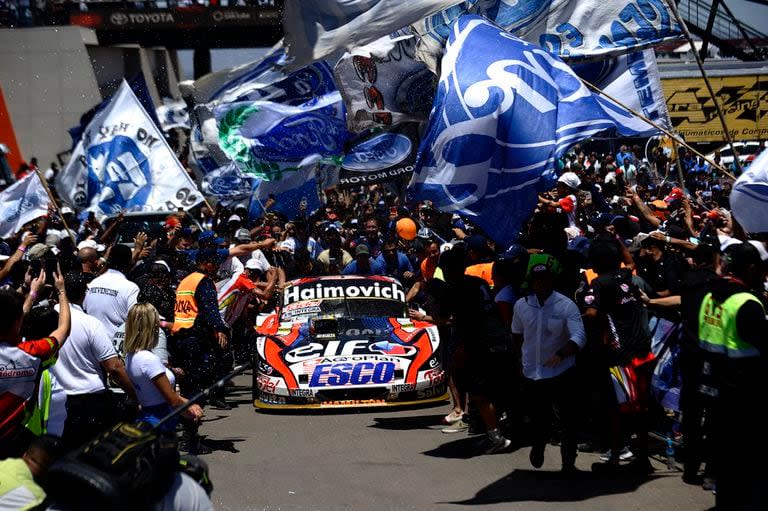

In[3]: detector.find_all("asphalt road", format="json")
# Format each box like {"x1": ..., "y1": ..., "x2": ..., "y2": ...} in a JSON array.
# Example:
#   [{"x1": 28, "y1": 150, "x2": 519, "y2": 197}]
[{"x1": 199, "y1": 373, "x2": 714, "y2": 511}]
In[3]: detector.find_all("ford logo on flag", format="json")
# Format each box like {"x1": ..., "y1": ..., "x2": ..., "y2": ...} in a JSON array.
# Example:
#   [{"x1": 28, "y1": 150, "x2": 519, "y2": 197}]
[{"x1": 342, "y1": 133, "x2": 412, "y2": 172}]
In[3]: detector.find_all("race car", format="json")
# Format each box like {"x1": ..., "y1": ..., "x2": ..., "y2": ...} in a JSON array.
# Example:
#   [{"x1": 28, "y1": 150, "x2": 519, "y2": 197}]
[{"x1": 252, "y1": 275, "x2": 447, "y2": 409}]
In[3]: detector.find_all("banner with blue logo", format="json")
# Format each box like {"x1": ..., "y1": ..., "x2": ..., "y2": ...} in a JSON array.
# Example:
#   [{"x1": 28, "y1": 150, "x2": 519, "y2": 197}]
[
  {"x1": 282, "y1": 0, "x2": 461, "y2": 69},
  {"x1": 572, "y1": 49, "x2": 671, "y2": 130},
  {"x1": 214, "y1": 92, "x2": 350, "y2": 181},
  {"x1": 413, "y1": 0, "x2": 682, "y2": 72},
  {"x1": 57, "y1": 80, "x2": 203, "y2": 218},
  {"x1": 248, "y1": 165, "x2": 322, "y2": 220},
  {"x1": 338, "y1": 124, "x2": 420, "y2": 188},
  {"x1": 408, "y1": 16, "x2": 659, "y2": 246},
  {"x1": 201, "y1": 163, "x2": 257, "y2": 201},
  {"x1": 333, "y1": 30, "x2": 436, "y2": 133}
]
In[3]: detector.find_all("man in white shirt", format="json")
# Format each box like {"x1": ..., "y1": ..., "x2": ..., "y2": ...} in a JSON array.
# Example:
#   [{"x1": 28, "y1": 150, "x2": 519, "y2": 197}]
[
  {"x1": 83, "y1": 244, "x2": 139, "y2": 339},
  {"x1": 511, "y1": 261, "x2": 586, "y2": 475},
  {"x1": 54, "y1": 272, "x2": 136, "y2": 451}
]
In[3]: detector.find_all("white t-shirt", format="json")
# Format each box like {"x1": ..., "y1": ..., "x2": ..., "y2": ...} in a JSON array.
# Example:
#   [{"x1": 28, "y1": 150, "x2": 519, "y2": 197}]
[
  {"x1": 84, "y1": 269, "x2": 140, "y2": 339},
  {"x1": 113, "y1": 324, "x2": 169, "y2": 364},
  {"x1": 50, "y1": 304, "x2": 117, "y2": 395},
  {"x1": 126, "y1": 350, "x2": 175, "y2": 408}
]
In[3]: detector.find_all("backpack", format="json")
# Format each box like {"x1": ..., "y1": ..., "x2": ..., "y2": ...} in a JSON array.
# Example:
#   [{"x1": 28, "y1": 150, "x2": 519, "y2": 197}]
[{"x1": 45, "y1": 422, "x2": 179, "y2": 510}]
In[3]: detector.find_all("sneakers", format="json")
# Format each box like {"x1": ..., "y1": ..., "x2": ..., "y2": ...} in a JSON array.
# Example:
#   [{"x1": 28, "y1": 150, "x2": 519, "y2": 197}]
[
  {"x1": 485, "y1": 436, "x2": 512, "y2": 454},
  {"x1": 529, "y1": 444, "x2": 545, "y2": 468},
  {"x1": 599, "y1": 446, "x2": 634, "y2": 462},
  {"x1": 209, "y1": 397, "x2": 232, "y2": 410},
  {"x1": 441, "y1": 419, "x2": 469, "y2": 434},
  {"x1": 442, "y1": 410, "x2": 464, "y2": 425}
]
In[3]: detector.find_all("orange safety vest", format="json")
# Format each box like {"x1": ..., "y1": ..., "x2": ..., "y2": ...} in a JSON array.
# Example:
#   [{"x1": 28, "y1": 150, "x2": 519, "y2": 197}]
[
  {"x1": 172, "y1": 272, "x2": 206, "y2": 334},
  {"x1": 465, "y1": 262, "x2": 495, "y2": 288}
]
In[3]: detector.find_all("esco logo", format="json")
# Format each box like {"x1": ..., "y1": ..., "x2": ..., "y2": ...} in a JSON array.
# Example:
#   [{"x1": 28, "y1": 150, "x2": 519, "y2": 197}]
[
  {"x1": 110, "y1": 13, "x2": 129, "y2": 26},
  {"x1": 86, "y1": 135, "x2": 151, "y2": 215}
]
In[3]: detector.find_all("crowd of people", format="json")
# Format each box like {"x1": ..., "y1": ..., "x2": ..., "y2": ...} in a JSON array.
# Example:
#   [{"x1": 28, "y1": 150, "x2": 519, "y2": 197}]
[{"x1": 0, "y1": 140, "x2": 766, "y2": 510}]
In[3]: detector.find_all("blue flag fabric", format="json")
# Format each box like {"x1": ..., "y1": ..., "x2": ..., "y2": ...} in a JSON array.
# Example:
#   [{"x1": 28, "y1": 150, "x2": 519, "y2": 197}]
[
  {"x1": 248, "y1": 166, "x2": 322, "y2": 220},
  {"x1": 409, "y1": 16, "x2": 659, "y2": 246}
]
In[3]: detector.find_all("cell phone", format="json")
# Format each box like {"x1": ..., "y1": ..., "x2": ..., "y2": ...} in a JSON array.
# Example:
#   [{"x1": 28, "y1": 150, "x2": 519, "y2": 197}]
[
  {"x1": 29, "y1": 259, "x2": 42, "y2": 278},
  {"x1": 44, "y1": 256, "x2": 58, "y2": 286}
]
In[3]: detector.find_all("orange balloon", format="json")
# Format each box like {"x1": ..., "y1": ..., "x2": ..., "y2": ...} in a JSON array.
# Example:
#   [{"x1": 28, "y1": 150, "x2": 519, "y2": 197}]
[{"x1": 396, "y1": 217, "x2": 418, "y2": 240}]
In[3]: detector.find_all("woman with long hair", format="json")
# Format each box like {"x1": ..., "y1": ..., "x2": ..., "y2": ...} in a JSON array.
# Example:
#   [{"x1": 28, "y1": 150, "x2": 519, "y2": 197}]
[{"x1": 124, "y1": 303, "x2": 203, "y2": 432}]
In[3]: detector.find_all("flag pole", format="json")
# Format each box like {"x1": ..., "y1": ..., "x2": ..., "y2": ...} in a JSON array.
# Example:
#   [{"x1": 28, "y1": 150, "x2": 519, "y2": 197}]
[
  {"x1": 32, "y1": 168, "x2": 78, "y2": 247},
  {"x1": 664, "y1": 0, "x2": 742, "y2": 175},
  {"x1": 580, "y1": 79, "x2": 736, "y2": 181}
]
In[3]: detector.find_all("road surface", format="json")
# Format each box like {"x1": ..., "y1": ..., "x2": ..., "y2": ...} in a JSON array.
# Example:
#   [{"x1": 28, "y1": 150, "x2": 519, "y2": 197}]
[{"x1": 199, "y1": 373, "x2": 714, "y2": 511}]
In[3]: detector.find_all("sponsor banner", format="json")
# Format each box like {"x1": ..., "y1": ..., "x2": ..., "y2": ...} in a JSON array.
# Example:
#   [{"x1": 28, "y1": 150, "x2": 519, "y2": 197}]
[
  {"x1": 283, "y1": 280, "x2": 406, "y2": 304},
  {"x1": 57, "y1": 80, "x2": 203, "y2": 217},
  {"x1": 282, "y1": 0, "x2": 461, "y2": 69},
  {"x1": 662, "y1": 75, "x2": 768, "y2": 143},
  {"x1": 72, "y1": 5, "x2": 280, "y2": 30},
  {"x1": 0, "y1": 173, "x2": 49, "y2": 238},
  {"x1": 573, "y1": 49, "x2": 671, "y2": 130},
  {"x1": 333, "y1": 30, "x2": 436, "y2": 132},
  {"x1": 409, "y1": 16, "x2": 659, "y2": 247},
  {"x1": 338, "y1": 124, "x2": 420, "y2": 188},
  {"x1": 413, "y1": 0, "x2": 683, "y2": 72}
]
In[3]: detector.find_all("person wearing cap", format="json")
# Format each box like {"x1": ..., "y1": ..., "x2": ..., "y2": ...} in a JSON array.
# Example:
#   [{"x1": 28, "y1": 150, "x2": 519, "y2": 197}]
[
  {"x1": 464, "y1": 235, "x2": 495, "y2": 288},
  {"x1": 539, "y1": 172, "x2": 581, "y2": 230},
  {"x1": 697, "y1": 243, "x2": 767, "y2": 510},
  {"x1": 342, "y1": 245, "x2": 384, "y2": 276},
  {"x1": 317, "y1": 225, "x2": 352, "y2": 275},
  {"x1": 83, "y1": 244, "x2": 140, "y2": 340},
  {"x1": 580, "y1": 239, "x2": 654, "y2": 474},
  {"x1": 637, "y1": 235, "x2": 687, "y2": 298},
  {"x1": 511, "y1": 257, "x2": 586, "y2": 474}
]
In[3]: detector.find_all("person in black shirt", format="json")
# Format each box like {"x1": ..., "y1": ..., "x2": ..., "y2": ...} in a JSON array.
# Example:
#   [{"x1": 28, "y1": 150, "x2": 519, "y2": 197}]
[
  {"x1": 582, "y1": 239, "x2": 654, "y2": 473},
  {"x1": 636, "y1": 236, "x2": 687, "y2": 297}
]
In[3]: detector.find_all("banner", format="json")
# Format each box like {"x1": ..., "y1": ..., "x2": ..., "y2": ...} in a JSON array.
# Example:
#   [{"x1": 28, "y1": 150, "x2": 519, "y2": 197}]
[
  {"x1": 409, "y1": 16, "x2": 659, "y2": 246},
  {"x1": 413, "y1": 0, "x2": 683, "y2": 72},
  {"x1": 573, "y1": 49, "x2": 671, "y2": 130},
  {"x1": 0, "y1": 172, "x2": 49, "y2": 238},
  {"x1": 663, "y1": 74, "x2": 768, "y2": 143},
  {"x1": 282, "y1": 0, "x2": 462, "y2": 69},
  {"x1": 57, "y1": 80, "x2": 203, "y2": 217},
  {"x1": 249, "y1": 165, "x2": 322, "y2": 220},
  {"x1": 214, "y1": 92, "x2": 349, "y2": 180},
  {"x1": 338, "y1": 124, "x2": 420, "y2": 188},
  {"x1": 333, "y1": 31, "x2": 436, "y2": 132},
  {"x1": 731, "y1": 149, "x2": 768, "y2": 234}
]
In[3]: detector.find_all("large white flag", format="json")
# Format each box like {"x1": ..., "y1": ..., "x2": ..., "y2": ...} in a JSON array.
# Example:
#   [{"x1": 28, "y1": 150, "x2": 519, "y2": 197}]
[
  {"x1": 282, "y1": 0, "x2": 461, "y2": 69},
  {"x1": 731, "y1": 149, "x2": 768, "y2": 234},
  {"x1": 57, "y1": 81, "x2": 203, "y2": 217},
  {"x1": 0, "y1": 173, "x2": 49, "y2": 238}
]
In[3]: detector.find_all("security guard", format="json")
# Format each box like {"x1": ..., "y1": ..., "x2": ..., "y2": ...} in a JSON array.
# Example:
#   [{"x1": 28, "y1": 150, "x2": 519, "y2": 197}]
[{"x1": 698, "y1": 243, "x2": 767, "y2": 510}]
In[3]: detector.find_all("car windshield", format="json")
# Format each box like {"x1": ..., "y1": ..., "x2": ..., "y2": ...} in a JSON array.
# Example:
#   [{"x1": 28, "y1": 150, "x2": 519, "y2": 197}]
[{"x1": 280, "y1": 279, "x2": 408, "y2": 322}]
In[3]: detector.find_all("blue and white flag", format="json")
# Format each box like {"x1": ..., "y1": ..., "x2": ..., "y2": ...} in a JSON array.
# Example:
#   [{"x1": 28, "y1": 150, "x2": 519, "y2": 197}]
[
  {"x1": 57, "y1": 81, "x2": 203, "y2": 218},
  {"x1": 572, "y1": 49, "x2": 671, "y2": 130},
  {"x1": 413, "y1": 0, "x2": 682, "y2": 72},
  {"x1": 201, "y1": 163, "x2": 257, "y2": 201},
  {"x1": 409, "y1": 16, "x2": 659, "y2": 246},
  {"x1": 731, "y1": 149, "x2": 768, "y2": 234},
  {"x1": 0, "y1": 172, "x2": 49, "y2": 238},
  {"x1": 249, "y1": 166, "x2": 322, "y2": 220},
  {"x1": 214, "y1": 92, "x2": 349, "y2": 180},
  {"x1": 282, "y1": 0, "x2": 462, "y2": 69}
]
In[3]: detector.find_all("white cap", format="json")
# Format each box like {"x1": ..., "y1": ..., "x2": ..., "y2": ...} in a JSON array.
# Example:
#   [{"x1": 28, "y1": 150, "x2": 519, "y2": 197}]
[
  {"x1": 228, "y1": 214, "x2": 242, "y2": 223},
  {"x1": 719, "y1": 236, "x2": 742, "y2": 252},
  {"x1": 60, "y1": 206, "x2": 74, "y2": 215},
  {"x1": 234, "y1": 228, "x2": 251, "y2": 241},
  {"x1": 440, "y1": 242, "x2": 453, "y2": 254},
  {"x1": 245, "y1": 258, "x2": 268, "y2": 272},
  {"x1": 557, "y1": 171, "x2": 581, "y2": 190},
  {"x1": 77, "y1": 239, "x2": 106, "y2": 252}
]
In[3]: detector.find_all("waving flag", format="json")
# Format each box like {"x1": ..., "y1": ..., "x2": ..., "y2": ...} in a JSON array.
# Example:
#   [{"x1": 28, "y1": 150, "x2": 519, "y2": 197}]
[
  {"x1": 57, "y1": 81, "x2": 202, "y2": 218},
  {"x1": 249, "y1": 165, "x2": 322, "y2": 220},
  {"x1": 0, "y1": 173, "x2": 49, "y2": 238},
  {"x1": 333, "y1": 30, "x2": 436, "y2": 132},
  {"x1": 413, "y1": 0, "x2": 682, "y2": 72},
  {"x1": 731, "y1": 149, "x2": 768, "y2": 234},
  {"x1": 409, "y1": 16, "x2": 659, "y2": 246},
  {"x1": 282, "y1": 0, "x2": 462, "y2": 69}
]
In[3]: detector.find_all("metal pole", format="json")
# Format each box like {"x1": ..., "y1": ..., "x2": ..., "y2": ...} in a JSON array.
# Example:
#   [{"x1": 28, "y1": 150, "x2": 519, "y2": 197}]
[
  {"x1": 665, "y1": 0, "x2": 743, "y2": 174},
  {"x1": 580, "y1": 79, "x2": 736, "y2": 180},
  {"x1": 33, "y1": 168, "x2": 78, "y2": 247},
  {"x1": 699, "y1": 0, "x2": 722, "y2": 61}
]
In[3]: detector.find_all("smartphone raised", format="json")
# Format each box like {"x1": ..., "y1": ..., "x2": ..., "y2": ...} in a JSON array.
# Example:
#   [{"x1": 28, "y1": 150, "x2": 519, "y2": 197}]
[{"x1": 44, "y1": 257, "x2": 58, "y2": 286}]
